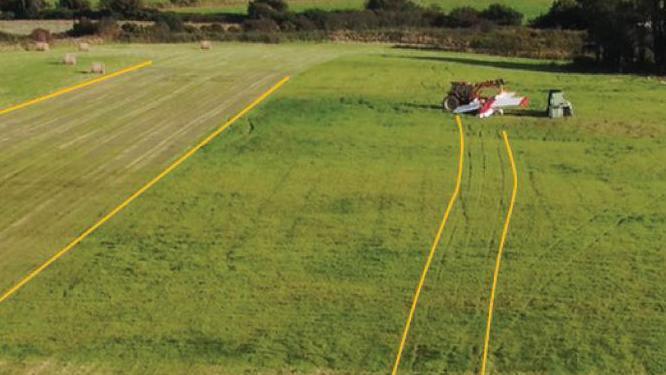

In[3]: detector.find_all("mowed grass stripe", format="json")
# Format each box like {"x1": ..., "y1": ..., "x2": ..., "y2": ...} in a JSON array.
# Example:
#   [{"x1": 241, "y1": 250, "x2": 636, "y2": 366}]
[
  {"x1": 0, "y1": 76, "x2": 290, "y2": 304},
  {"x1": 0, "y1": 61, "x2": 153, "y2": 117},
  {"x1": 392, "y1": 115, "x2": 465, "y2": 374},
  {"x1": 0, "y1": 45, "x2": 348, "y2": 294},
  {"x1": 480, "y1": 130, "x2": 518, "y2": 375}
]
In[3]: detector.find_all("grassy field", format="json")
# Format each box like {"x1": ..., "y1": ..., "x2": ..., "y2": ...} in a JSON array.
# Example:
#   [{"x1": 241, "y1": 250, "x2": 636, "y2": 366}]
[
  {"x1": 0, "y1": 48, "x2": 141, "y2": 108},
  {"x1": 0, "y1": 43, "x2": 665, "y2": 374}
]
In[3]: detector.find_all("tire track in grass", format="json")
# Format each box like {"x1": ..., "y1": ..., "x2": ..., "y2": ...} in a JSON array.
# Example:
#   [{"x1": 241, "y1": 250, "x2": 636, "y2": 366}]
[
  {"x1": 411, "y1": 125, "x2": 501, "y2": 372},
  {"x1": 391, "y1": 115, "x2": 465, "y2": 375},
  {"x1": 409, "y1": 122, "x2": 474, "y2": 370},
  {"x1": 479, "y1": 131, "x2": 518, "y2": 375}
]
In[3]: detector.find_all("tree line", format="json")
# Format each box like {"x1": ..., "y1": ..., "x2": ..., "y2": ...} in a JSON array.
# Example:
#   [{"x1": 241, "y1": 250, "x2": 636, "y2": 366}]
[
  {"x1": 242, "y1": 0, "x2": 523, "y2": 32},
  {"x1": 534, "y1": 0, "x2": 666, "y2": 72},
  {"x1": 3, "y1": 0, "x2": 664, "y2": 73}
]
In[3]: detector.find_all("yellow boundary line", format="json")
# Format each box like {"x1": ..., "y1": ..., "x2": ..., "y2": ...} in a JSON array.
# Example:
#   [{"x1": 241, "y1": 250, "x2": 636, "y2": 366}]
[
  {"x1": 0, "y1": 76, "x2": 290, "y2": 305},
  {"x1": 0, "y1": 60, "x2": 153, "y2": 117},
  {"x1": 479, "y1": 130, "x2": 518, "y2": 375},
  {"x1": 391, "y1": 115, "x2": 465, "y2": 375}
]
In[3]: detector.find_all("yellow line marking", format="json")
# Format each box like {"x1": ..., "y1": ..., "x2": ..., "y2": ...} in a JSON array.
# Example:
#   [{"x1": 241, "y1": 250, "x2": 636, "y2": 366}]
[
  {"x1": 391, "y1": 115, "x2": 465, "y2": 375},
  {"x1": 479, "y1": 130, "x2": 518, "y2": 375},
  {"x1": 0, "y1": 60, "x2": 153, "y2": 117},
  {"x1": 0, "y1": 76, "x2": 290, "y2": 305}
]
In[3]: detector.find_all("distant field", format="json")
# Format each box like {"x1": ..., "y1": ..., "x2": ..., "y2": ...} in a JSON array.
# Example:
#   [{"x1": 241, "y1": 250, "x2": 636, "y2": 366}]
[{"x1": 0, "y1": 43, "x2": 664, "y2": 373}]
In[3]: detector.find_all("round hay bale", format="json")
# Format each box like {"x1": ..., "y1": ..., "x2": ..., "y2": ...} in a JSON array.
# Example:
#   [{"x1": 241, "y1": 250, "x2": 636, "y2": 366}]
[
  {"x1": 30, "y1": 28, "x2": 52, "y2": 43},
  {"x1": 78, "y1": 42, "x2": 90, "y2": 52},
  {"x1": 63, "y1": 53, "x2": 77, "y2": 65},
  {"x1": 90, "y1": 62, "x2": 106, "y2": 74},
  {"x1": 200, "y1": 40, "x2": 212, "y2": 50},
  {"x1": 35, "y1": 42, "x2": 50, "y2": 51}
]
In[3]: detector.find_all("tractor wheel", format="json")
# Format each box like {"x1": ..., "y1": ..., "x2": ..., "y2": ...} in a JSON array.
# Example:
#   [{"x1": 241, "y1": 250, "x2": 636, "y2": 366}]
[{"x1": 443, "y1": 95, "x2": 460, "y2": 112}]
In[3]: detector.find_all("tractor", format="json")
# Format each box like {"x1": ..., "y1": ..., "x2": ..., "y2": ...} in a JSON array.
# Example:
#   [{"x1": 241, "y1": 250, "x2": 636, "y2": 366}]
[{"x1": 443, "y1": 79, "x2": 506, "y2": 112}]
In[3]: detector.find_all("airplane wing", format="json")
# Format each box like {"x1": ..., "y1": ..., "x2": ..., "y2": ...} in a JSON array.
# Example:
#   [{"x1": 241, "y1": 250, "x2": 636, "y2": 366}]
[
  {"x1": 453, "y1": 99, "x2": 482, "y2": 114},
  {"x1": 491, "y1": 92, "x2": 528, "y2": 108}
]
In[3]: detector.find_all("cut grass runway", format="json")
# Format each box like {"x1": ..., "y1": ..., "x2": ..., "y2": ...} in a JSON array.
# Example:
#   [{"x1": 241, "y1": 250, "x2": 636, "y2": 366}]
[
  {"x1": 0, "y1": 76, "x2": 290, "y2": 304},
  {"x1": 0, "y1": 43, "x2": 356, "y2": 294}
]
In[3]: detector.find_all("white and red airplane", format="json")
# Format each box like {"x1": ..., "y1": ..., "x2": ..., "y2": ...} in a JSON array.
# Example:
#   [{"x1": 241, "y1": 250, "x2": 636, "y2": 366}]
[{"x1": 453, "y1": 91, "x2": 529, "y2": 118}]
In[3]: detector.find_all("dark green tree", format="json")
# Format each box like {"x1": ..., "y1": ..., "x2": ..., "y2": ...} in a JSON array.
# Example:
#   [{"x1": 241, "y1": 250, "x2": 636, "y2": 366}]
[
  {"x1": 58, "y1": 0, "x2": 90, "y2": 11},
  {"x1": 247, "y1": 0, "x2": 288, "y2": 19},
  {"x1": 448, "y1": 6, "x2": 481, "y2": 27},
  {"x1": 99, "y1": 0, "x2": 143, "y2": 16},
  {"x1": 0, "y1": 0, "x2": 46, "y2": 18},
  {"x1": 480, "y1": 3, "x2": 523, "y2": 26},
  {"x1": 365, "y1": 0, "x2": 418, "y2": 12}
]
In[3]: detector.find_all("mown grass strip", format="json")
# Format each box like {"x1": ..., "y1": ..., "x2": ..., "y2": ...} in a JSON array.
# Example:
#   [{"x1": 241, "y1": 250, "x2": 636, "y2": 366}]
[
  {"x1": 391, "y1": 115, "x2": 465, "y2": 374},
  {"x1": 0, "y1": 60, "x2": 153, "y2": 116},
  {"x1": 479, "y1": 130, "x2": 518, "y2": 375},
  {"x1": 0, "y1": 75, "x2": 290, "y2": 305}
]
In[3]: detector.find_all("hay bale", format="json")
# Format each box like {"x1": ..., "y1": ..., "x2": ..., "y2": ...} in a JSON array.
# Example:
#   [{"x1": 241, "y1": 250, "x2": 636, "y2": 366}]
[
  {"x1": 200, "y1": 40, "x2": 211, "y2": 50},
  {"x1": 90, "y1": 62, "x2": 106, "y2": 74},
  {"x1": 63, "y1": 53, "x2": 77, "y2": 65},
  {"x1": 78, "y1": 42, "x2": 90, "y2": 52},
  {"x1": 35, "y1": 42, "x2": 49, "y2": 51},
  {"x1": 30, "y1": 28, "x2": 52, "y2": 43}
]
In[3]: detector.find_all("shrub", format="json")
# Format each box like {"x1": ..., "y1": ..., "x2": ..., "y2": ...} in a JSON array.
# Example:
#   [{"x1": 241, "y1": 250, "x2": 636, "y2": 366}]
[
  {"x1": 30, "y1": 28, "x2": 51, "y2": 42},
  {"x1": 69, "y1": 17, "x2": 97, "y2": 36},
  {"x1": 243, "y1": 17, "x2": 280, "y2": 32},
  {"x1": 247, "y1": 0, "x2": 287, "y2": 19},
  {"x1": 480, "y1": 3, "x2": 523, "y2": 26},
  {"x1": 365, "y1": 0, "x2": 418, "y2": 12},
  {"x1": 71, "y1": 17, "x2": 120, "y2": 38},
  {"x1": 97, "y1": 17, "x2": 120, "y2": 37},
  {"x1": 200, "y1": 22, "x2": 224, "y2": 33},
  {"x1": 121, "y1": 21, "x2": 139, "y2": 33},
  {"x1": 99, "y1": 0, "x2": 143, "y2": 16},
  {"x1": 293, "y1": 14, "x2": 317, "y2": 31},
  {"x1": 448, "y1": 6, "x2": 480, "y2": 27},
  {"x1": 153, "y1": 12, "x2": 184, "y2": 32},
  {"x1": 531, "y1": 0, "x2": 587, "y2": 30},
  {"x1": 58, "y1": 0, "x2": 90, "y2": 11},
  {"x1": 169, "y1": 0, "x2": 197, "y2": 6}
]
